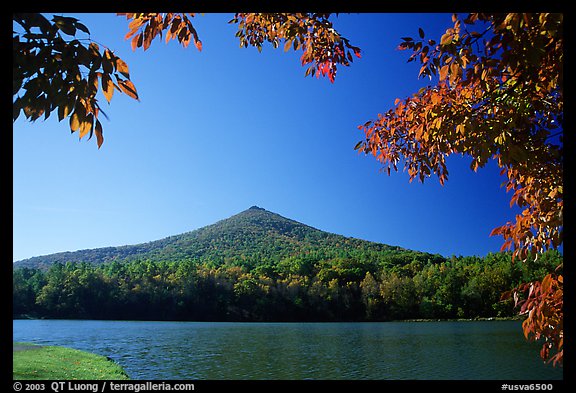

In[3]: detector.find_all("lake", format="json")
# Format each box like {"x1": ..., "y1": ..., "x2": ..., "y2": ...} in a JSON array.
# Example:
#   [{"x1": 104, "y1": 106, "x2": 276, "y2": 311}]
[{"x1": 13, "y1": 319, "x2": 562, "y2": 380}]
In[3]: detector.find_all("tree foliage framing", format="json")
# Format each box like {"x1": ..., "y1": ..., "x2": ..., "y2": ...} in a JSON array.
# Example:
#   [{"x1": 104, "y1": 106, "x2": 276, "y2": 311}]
[
  {"x1": 355, "y1": 13, "x2": 563, "y2": 366},
  {"x1": 13, "y1": 12, "x2": 563, "y2": 365}
]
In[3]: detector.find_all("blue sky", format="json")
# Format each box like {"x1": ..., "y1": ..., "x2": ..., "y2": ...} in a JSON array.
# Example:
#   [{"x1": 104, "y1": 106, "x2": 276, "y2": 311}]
[{"x1": 13, "y1": 13, "x2": 522, "y2": 262}]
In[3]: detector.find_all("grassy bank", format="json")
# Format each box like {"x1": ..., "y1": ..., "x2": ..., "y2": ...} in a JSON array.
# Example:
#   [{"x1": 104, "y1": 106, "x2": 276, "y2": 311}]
[{"x1": 13, "y1": 343, "x2": 129, "y2": 380}]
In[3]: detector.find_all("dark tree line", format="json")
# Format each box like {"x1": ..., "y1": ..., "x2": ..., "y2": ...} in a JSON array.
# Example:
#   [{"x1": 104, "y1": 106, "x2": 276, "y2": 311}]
[{"x1": 13, "y1": 250, "x2": 561, "y2": 322}]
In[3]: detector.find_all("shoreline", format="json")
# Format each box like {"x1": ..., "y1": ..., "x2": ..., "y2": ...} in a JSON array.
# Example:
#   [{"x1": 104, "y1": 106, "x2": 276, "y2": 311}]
[
  {"x1": 397, "y1": 315, "x2": 524, "y2": 323},
  {"x1": 13, "y1": 315, "x2": 524, "y2": 323},
  {"x1": 13, "y1": 342, "x2": 130, "y2": 380}
]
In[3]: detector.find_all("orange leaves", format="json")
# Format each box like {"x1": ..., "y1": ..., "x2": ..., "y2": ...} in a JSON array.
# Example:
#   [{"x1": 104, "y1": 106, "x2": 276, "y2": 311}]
[
  {"x1": 119, "y1": 13, "x2": 203, "y2": 53},
  {"x1": 358, "y1": 17, "x2": 563, "y2": 363},
  {"x1": 449, "y1": 61, "x2": 462, "y2": 86},
  {"x1": 430, "y1": 91, "x2": 442, "y2": 106},
  {"x1": 414, "y1": 123, "x2": 425, "y2": 140},
  {"x1": 101, "y1": 49, "x2": 139, "y2": 105},
  {"x1": 115, "y1": 58, "x2": 130, "y2": 78},
  {"x1": 118, "y1": 80, "x2": 138, "y2": 100},
  {"x1": 359, "y1": 12, "x2": 563, "y2": 266},
  {"x1": 491, "y1": 157, "x2": 563, "y2": 264},
  {"x1": 357, "y1": 93, "x2": 452, "y2": 186},
  {"x1": 232, "y1": 13, "x2": 360, "y2": 83},
  {"x1": 510, "y1": 271, "x2": 563, "y2": 366},
  {"x1": 94, "y1": 119, "x2": 104, "y2": 148}
]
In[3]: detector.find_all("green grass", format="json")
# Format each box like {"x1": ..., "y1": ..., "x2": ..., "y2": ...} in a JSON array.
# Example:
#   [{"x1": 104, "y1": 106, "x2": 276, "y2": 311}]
[{"x1": 13, "y1": 342, "x2": 130, "y2": 380}]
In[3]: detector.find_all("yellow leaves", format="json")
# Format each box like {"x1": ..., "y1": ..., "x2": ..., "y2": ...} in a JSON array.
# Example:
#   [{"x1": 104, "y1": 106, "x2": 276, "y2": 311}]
[
  {"x1": 414, "y1": 123, "x2": 425, "y2": 139},
  {"x1": 127, "y1": 16, "x2": 145, "y2": 34},
  {"x1": 89, "y1": 71, "x2": 100, "y2": 92},
  {"x1": 432, "y1": 116, "x2": 443, "y2": 130},
  {"x1": 548, "y1": 186, "x2": 562, "y2": 199},
  {"x1": 70, "y1": 106, "x2": 88, "y2": 136},
  {"x1": 101, "y1": 74, "x2": 114, "y2": 103},
  {"x1": 70, "y1": 111, "x2": 80, "y2": 132},
  {"x1": 57, "y1": 102, "x2": 73, "y2": 122},
  {"x1": 494, "y1": 132, "x2": 507, "y2": 145},
  {"x1": 78, "y1": 113, "x2": 93, "y2": 139},
  {"x1": 440, "y1": 31, "x2": 453, "y2": 46},
  {"x1": 69, "y1": 105, "x2": 103, "y2": 147},
  {"x1": 456, "y1": 123, "x2": 465, "y2": 136}
]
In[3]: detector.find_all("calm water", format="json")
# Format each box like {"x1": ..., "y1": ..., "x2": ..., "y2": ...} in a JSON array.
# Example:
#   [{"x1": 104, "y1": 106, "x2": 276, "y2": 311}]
[{"x1": 13, "y1": 319, "x2": 562, "y2": 380}]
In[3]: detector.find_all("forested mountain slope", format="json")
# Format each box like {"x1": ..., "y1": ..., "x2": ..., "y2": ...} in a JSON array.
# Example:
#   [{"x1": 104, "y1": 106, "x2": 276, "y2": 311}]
[
  {"x1": 14, "y1": 206, "x2": 431, "y2": 270},
  {"x1": 13, "y1": 206, "x2": 562, "y2": 321}
]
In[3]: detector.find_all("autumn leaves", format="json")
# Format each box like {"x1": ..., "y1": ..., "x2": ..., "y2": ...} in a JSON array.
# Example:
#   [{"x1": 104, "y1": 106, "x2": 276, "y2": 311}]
[{"x1": 13, "y1": 14, "x2": 139, "y2": 148}]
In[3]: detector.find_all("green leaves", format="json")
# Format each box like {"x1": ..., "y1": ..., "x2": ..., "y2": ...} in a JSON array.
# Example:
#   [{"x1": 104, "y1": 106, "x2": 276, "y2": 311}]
[{"x1": 13, "y1": 239, "x2": 563, "y2": 326}]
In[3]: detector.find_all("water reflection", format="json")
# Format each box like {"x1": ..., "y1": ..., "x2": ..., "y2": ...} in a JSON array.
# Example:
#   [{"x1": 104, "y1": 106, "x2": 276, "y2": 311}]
[{"x1": 13, "y1": 320, "x2": 562, "y2": 380}]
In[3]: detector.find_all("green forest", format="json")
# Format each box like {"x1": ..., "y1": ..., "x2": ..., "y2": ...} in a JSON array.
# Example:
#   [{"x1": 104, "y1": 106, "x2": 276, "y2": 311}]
[{"x1": 13, "y1": 249, "x2": 561, "y2": 322}]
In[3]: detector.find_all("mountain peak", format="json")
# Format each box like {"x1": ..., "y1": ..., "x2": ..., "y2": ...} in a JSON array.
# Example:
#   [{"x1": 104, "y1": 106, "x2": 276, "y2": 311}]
[{"x1": 14, "y1": 206, "x2": 403, "y2": 269}]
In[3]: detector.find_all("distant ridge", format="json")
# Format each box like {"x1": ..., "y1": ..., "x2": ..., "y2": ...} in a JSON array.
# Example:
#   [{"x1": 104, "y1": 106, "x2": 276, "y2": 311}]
[{"x1": 13, "y1": 206, "x2": 412, "y2": 270}]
